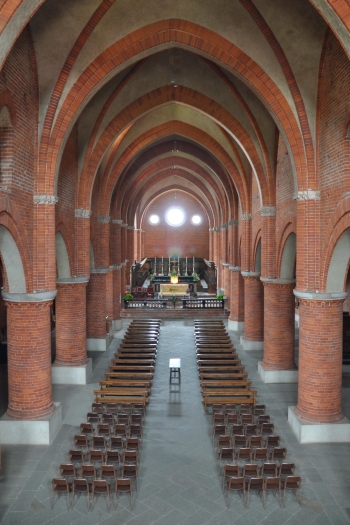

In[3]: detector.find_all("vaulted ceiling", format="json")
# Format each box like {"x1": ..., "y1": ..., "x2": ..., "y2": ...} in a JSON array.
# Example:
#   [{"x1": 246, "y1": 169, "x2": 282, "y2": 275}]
[{"x1": 2, "y1": 0, "x2": 347, "y2": 229}]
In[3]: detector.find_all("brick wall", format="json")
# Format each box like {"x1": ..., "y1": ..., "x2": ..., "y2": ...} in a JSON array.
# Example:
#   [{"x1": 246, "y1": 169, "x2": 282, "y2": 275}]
[
  {"x1": 318, "y1": 31, "x2": 350, "y2": 273},
  {"x1": 0, "y1": 27, "x2": 38, "y2": 289},
  {"x1": 143, "y1": 191, "x2": 209, "y2": 259}
]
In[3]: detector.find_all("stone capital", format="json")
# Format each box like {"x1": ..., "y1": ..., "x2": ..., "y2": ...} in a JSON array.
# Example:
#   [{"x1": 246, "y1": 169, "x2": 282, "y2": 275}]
[
  {"x1": 75, "y1": 208, "x2": 91, "y2": 219},
  {"x1": 33, "y1": 194, "x2": 58, "y2": 205},
  {"x1": 98, "y1": 215, "x2": 110, "y2": 223},
  {"x1": 295, "y1": 190, "x2": 320, "y2": 201},
  {"x1": 121, "y1": 223, "x2": 128, "y2": 227},
  {"x1": 228, "y1": 220, "x2": 238, "y2": 226},
  {"x1": 240, "y1": 213, "x2": 252, "y2": 221},
  {"x1": 229, "y1": 266, "x2": 241, "y2": 272},
  {"x1": 112, "y1": 219, "x2": 123, "y2": 224},
  {"x1": 56, "y1": 277, "x2": 90, "y2": 285},
  {"x1": 260, "y1": 206, "x2": 276, "y2": 217},
  {"x1": 221, "y1": 224, "x2": 228, "y2": 230},
  {"x1": 2, "y1": 290, "x2": 57, "y2": 303},
  {"x1": 241, "y1": 271, "x2": 261, "y2": 281},
  {"x1": 127, "y1": 226, "x2": 135, "y2": 230},
  {"x1": 294, "y1": 290, "x2": 347, "y2": 302},
  {"x1": 213, "y1": 227, "x2": 220, "y2": 232}
]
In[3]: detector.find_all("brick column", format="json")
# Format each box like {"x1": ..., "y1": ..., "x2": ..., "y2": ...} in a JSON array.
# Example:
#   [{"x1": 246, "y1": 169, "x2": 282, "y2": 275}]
[
  {"x1": 296, "y1": 295, "x2": 345, "y2": 423},
  {"x1": 260, "y1": 207, "x2": 276, "y2": 279},
  {"x1": 86, "y1": 270, "x2": 109, "y2": 351},
  {"x1": 4, "y1": 293, "x2": 56, "y2": 419},
  {"x1": 258, "y1": 280, "x2": 297, "y2": 383},
  {"x1": 228, "y1": 266, "x2": 244, "y2": 332},
  {"x1": 55, "y1": 279, "x2": 89, "y2": 366},
  {"x1": 241, "y1": 273, "x2": 264, "y2": 350},
  {"x1": 75, "y1": 208, "x2": 91, "y2": 277},
  {"x1": 111, "y1": 265, "x2": 122, "y2": 332}
]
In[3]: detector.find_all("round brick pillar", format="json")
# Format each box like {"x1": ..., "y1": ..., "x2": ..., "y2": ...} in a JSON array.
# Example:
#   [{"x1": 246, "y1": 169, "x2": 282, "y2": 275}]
[
  {"x1": 295, "y1": 296, "x2": 345, "y2": 423},
  {"x1": 228, "y1": 267, "x2": 244, "y2": 330},
  {"x1": 262, "y1": 281, "x2": 296, "y2": 370},
  {"x1": 55, "y1": 280, "x2": 88, "y2": 366},
  {"x1": 243, "y1": 274, "x2": 264, "y2": 343},
  {"x1": 87, "y1": 271, "x2": 108, "y2": 338},
  {"x1": 5, "y1": 295, "x2": 56, "y2": 420}
]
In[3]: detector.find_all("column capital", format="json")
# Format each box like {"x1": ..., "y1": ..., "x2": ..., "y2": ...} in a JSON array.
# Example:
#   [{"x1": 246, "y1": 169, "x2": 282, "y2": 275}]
[
  {"x1": 229, "y1": 266, "x2": 241, "y2": 272},
  {"x1": 121, "y1": 223, "x2": 128, "y2": 227},
  {"x1": 240, "y1": 213, "x2": 252, "y2": 221},
  {"x1": 294, "y1": 290, "x2": 347, "y2": 302},
  {"x1": 127, "y1": 226, "x2": 135, "y2": 230},
  {"x1": 213, "y1": 226, "x2": 220, "y2": 232},
  {"x1": 221, "y1": 223, "x2": 228, "y2": 230},
  {"x1": 241, "y1": 271, "x2": 260, "y2": 280},
  {"x1": 295, "y1": 189, "x2": 320, "y2": 201},
  {"x1": 260, "y1": 206, "x2": 276, "y2": 217},
  {"x1": 56, "y1": 277, "x2": 89, "y2": 285},
  {"x1": 75, "y1": 208, "x2": 91, "y2": 218},
  {"x1": 220, "y1": 261, "x2": 230, "y2": 267},
  {"x1": 261, "y1": 277, "x2": 295, "y2": 285},
  {"x1": 33, "y1": 194, "x2": 58, "y2": 204},
  {"x1": 2, "y1": 290, "x2": 57, "y2": 303},
  {"x1": 228, "y1": 220, "x2": 238, "y2": 226},
  {"x1": 98, "y1": 215, "x2": 110, "y2": 223},
  {"x1": 112, "y1": 219, "x2": 123, "y2": 224},
  {"x1": 90, "y1": 268, "x2": 109, "y2": 274}
]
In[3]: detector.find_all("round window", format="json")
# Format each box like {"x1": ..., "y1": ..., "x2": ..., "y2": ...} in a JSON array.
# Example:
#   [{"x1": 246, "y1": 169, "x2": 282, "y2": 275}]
[
  {"x1": 149, "y1": 214, "x2": 160, "y2": 225},
  {"x1": 165, "y1": 207, "x2": 185, "y2": 227},
  {"x1": 191, "y1": 214, "x2": 202, "y2": 225}
]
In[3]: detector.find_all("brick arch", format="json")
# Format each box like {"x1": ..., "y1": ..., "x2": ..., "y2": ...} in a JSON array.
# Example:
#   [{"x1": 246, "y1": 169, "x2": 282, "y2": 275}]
[
  {"x1": 0, "y1": 196, "x2": 31, "y2": 291},
  {"x1": 321, "y1": 197, "x2": 350, "y2": 290},
  {"x1": 113, "y1": 139, "x2": 233, "y2": 214},
  {"x1": 118, "y1": 158, "x2": 227, "y2": 223},
  {"x1": 99, "y1": 121, "x2": 248, "y2": 221},
  {"x1": 0, "y1": 90, "x2": 17, "y2": 126},
  {"x1": 139, "y1": 185, "x2": 214, "y2": 231},
  {"x1": 40, "y1": 19, "x2": 308, "y2": 196},
  {"x1": 82, "y1": 87, "x2": 262, "y2": 213},
  {"x1": 124, "y1": 170, "x2": 217, "y2": 226}
]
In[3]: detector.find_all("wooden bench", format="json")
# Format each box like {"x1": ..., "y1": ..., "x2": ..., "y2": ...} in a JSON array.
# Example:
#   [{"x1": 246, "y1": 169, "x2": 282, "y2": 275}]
[
  {"x1": 199, "y1": 372, "x2": 248, "y2": 380},
  {"x1": 198, "y1": 366, "x2": 246, "y2": 374},
  {"x1": 118, "y1": 347, "x2": 157, "y2": 353},
  {"x1": 95, "y1": 396, "x2": 148, "y2": 407},
  {"x1": 111, "y1": 359, "x2": 155, "y2": 366},
  {"x1": 196, "y1": 348, "x2": 236, "y2": 354},
  {"x1": 104, "y1": 371, "x2": 153, "y2": 381},
  {"x1": 200, "y1": 380, "x2": 252, "y2": 389},
  {"x1": 197, "y1": 359, "x2": 241, "y2": 366},
  {"x1": 108, "y1": 365, "x2": 155, "y2": 372},
  {"x1": 99, "y1": 380, "x2": 151, "y2": 391},
  {"x1": 94, "y1": 388, "x2": 149, "y2": 402},
  {"x1": 120, "y1": 343, "x2": 158, "y2": 348},
  {"x1": 196, "y1": 353, "x2": 239, "y2": 360},
  {"x1": 114, "y1": 353, "x2": 156, "y2": 360},
  {"x1": 202, "y1": 391, "x2": 257, "y2": 413}
]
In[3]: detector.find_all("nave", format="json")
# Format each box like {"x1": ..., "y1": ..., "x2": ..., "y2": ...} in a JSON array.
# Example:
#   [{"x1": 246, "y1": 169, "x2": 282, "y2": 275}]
[{"x1": 1, "y1": 320, "x2": 350, "y2": 525}]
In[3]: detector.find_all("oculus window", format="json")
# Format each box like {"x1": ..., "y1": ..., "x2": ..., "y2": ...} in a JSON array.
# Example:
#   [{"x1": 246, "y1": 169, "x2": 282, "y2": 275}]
[
  {"x1": 165, "y1": 207, "x2": 185, "y2": 227},
  {"x1": 149, "y1": 214, "x2": 160, "y2": 225},
  {"x1": 191, "y1": 214, "x2": 202, "y2": 225}
]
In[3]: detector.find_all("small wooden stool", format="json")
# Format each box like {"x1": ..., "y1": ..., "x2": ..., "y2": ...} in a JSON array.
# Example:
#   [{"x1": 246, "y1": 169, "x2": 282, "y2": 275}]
[{"x1": 169, "y1": 358, "x2": 181, "y2": 383}]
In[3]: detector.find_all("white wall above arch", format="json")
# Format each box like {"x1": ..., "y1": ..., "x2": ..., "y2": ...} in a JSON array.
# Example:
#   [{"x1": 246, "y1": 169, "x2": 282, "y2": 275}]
[
  {"x1": 326, "y1": 228, "x2": 350, "y2": 293},
  {"x1": 55, "y1": 232, "x2": 71, "y2": 278},
  {"x1": 0, "y1": 225, "x2": 26, "y2": 293},
  {"x1": 280, "y1": 232, "x2": 296, "y2": 279}
]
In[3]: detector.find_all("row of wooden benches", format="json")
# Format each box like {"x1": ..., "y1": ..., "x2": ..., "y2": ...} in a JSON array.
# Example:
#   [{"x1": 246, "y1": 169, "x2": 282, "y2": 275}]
[
  {"x1": 194, "y1": 320, "x2": 257, "y2": 413},
  {"x1": 93, "y1": 320, "x2": 161, "y2": 407}
]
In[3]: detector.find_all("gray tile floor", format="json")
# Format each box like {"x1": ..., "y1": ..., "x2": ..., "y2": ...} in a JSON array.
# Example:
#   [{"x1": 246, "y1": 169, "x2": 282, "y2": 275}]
[{"x1": 0, "y1": 319, "x2": 350, "y2": 524}]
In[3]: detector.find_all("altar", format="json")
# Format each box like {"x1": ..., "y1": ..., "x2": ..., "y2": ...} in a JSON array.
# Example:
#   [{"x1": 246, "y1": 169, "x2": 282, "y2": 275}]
[{"x1": 159, "y1": 283, "x2": 189, "y2": 296}]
